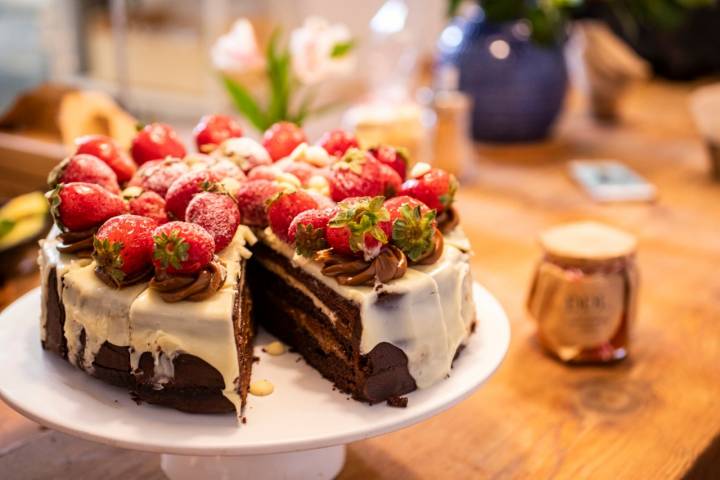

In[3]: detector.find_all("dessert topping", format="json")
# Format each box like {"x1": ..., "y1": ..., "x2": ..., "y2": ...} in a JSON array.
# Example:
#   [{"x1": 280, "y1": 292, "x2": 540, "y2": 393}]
[
  {"x1": 249, "y1": 379, "x2": 274, "y2": 396},
  {"x1": 127, "y1": 158, "x2": 189, "y2": 197},
  {"x1": 234, "y1": 179, "x2": 283, "y2": 227},
  {"x1": 316, "y1": 244, "x2": 407, "y2": 286},
  {"x1": 92, "y1": 215, "x2": 156, "y2": 288},
  {"x1": 385, "y1": 195, "x2": 441, "y2": 263},
  {"x1": 263, "y1": 341, "x2": 286, "y2": 356},
  {"x1": 131, "y1": 122, "x2": 187, "y2": 165},
  {"x1": 325, "y1": 196, "x2": 391, "y2": 260},
  {"x1": 164, "y1": 169, "x2": 220, "y2": 221},
  {"x1": 186, "y1": 192, "x2": 241, "y2": 252},
  {"x1": 75, "y1": 134, "x2": 137, "y2": 184},
  {"x1": 47, "y1": 182, "x2": 127, "y2": 234},
  {"x1": 56, "y1": 227, "x2": 96, "y2": 257},
  {"x1": 266, "y1": 189, "x2": 319, "y2": 242},
  {"x1": 193, "y1": 114, "x2": 244, "y2": 154},
  {"x1": 369, "y1": 145, "x2": 409, "y2": 180},
  {"x1": 437, "y1": 205, "x2": 460, "y2": 234},
  {"x1": 152, "y1": 221, "x2": 215, "y2": 275},
  {"x1": 212, "y1": 137, "x2": 272, "y2": 173},
  {"x1": 48, "y1": 154, "x2": 121, "y2": 194},
  {"x1": 328, "y1": 149, "x2": 388, "y2": 201},
  {"x1": 262, "y1": 121, "x2": 307, "y2": 162},
  {"x1": 288, "y1": 207, "x2": 337, "y2": 257},
  {"x1": 150, "y1": 256, "x2": 227, "y2": 302},
  {"x1": 318, "y1": 128, "x2": 359, "y2": 158},
  {"x1": 127, "y1": 190, "x2": 168, "y2": 225},
  {"x1": 400, "y1": 166, "x2": 458, "y2": 213}
]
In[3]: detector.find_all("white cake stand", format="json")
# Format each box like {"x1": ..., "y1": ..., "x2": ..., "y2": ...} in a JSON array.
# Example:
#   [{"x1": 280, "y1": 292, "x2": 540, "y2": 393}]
[{"x1": 0, "y1": 284, "x2": 509, "y2": 480}]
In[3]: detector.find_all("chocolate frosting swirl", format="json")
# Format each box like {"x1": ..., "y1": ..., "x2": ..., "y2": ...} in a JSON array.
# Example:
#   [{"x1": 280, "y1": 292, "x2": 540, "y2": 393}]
[
  {"x1": 150, "y1": 257, "x2": 227, "y2": 302},
  {"x1": 412, "y1": 228, "x2": 444, "y2": 265},
  {"x1": 316, "y1": 245, "x2": 407, "y2": 286},
  {"x1": 94, "y1": 265, "x2": 154, "y2": 289},
  {"x1": 56, "y1": 228, "x2": 96, "y2": 257},
  {"x1": 437, "y1": 207, "x2": 460, "y2": 234}
]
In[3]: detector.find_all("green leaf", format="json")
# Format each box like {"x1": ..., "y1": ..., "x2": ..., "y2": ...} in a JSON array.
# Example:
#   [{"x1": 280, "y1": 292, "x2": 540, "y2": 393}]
[
  {"x1": 330, "y1": 39, "x2": 355, "y2": 58},
  {"x1": 0, "y1": 218, "x2": 15, "y2": 239},
  {"x1": 221, "y1": 75, "x2": 268, "y2": 131},
  {"x1": 266, "y1": 28, "x2": 292, "y2": 124}
]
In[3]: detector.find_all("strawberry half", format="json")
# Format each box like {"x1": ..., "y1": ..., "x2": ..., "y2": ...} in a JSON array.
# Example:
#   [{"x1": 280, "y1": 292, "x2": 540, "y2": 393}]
[
  {"x1": 234, "y1": 179, "x2": 282, "y2": 227},
  {"x1": 325, "y1": 196, "x2": 391, "y2": 260},
  {"x1": 152, "y1": 221, "x2": 215, "y2": 275},
  {"x1": 48, "y1": 154, "x2": 120, "y2": 194},
  {"x1": 164, "y1": 169, "x2": 220, "y2": 221},
  {"x1": 47, "y1": 182, "x2": 127, "y2": 232},
  {"x1": 385, "y1": 196, "x2": 437, "y2": 262},
  {"x1": 266, "y1": 190, "x2": 319, "y2": 242},
  {"x1": 127, "y1": 158, "x2": 190, "y2": 198},
  {"x1": 318, "y1": 129, "x2": 359, "y2": 157},
  {"x1": 193, "y1": 114, "x2": 243, "y2": 154},
  {"x1": 127, "y1": 190, "x2": 169, "y2": 225},
  {"x1": 93, "y1": 215, "x2": 156, "y2": 286},
  {"x1": 328, "y1": 149, "x2": 386, "y2": 202},
  {"x1": 368, "y1": 145, "x2": 408, "y2": 180},
  {"x1": 131, "y1": 123, "x2": 186, "y2": 165},
  {"x1": 75, "y1": 135, "x2": 137, "y2": 184},
  {"x1": 186, "y1": 192, "x2": 241, "y2": 252},
  {"x1": 262, "y1": 122, "x2": 306, "y2": 162},
  {"x1": 399, "y1": 167, "x2": 458, "y2": 213},
  {"x1": 288, "y1": 207, "x2": 338, "y2": 258}
]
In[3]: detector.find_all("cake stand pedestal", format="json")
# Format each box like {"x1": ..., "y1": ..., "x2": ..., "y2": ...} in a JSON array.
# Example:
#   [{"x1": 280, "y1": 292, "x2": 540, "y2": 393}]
[{"x1": 0, "y1": 284, "x2": 510, "y2": 480}]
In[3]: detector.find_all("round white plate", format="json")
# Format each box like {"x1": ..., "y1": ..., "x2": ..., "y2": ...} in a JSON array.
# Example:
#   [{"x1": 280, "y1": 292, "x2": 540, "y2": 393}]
[{"x1": 0, "y1": 283, "x2": 509, "y2": 456}]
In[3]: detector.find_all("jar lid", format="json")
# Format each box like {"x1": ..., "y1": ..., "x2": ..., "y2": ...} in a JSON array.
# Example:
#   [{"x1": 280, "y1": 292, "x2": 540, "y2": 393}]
[{"x1": 539, "y1": 221, "x2": 636, "y2": 261}]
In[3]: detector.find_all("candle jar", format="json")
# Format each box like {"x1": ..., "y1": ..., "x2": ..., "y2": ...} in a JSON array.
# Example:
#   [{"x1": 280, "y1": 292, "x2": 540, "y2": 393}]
[{"x1": 527, "y1": 222, "x2": 639, "y2": 363}]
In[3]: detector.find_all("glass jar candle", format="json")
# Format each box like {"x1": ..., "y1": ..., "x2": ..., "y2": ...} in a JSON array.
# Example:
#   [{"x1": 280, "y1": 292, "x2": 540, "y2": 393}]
[{"x1": 527, "y1": 221, "x2": 639, "y2": 363}]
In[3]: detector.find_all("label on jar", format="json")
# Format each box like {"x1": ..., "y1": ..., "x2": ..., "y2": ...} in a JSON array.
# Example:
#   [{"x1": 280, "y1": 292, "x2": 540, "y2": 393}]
[{"x1": 529, "y1": 263, "x2": 625, "y2": 349}]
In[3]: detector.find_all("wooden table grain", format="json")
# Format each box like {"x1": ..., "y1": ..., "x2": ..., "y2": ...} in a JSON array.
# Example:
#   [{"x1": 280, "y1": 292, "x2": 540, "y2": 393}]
[{"x1": 1, "y1": 82, "x2": 719, "y2": 479}]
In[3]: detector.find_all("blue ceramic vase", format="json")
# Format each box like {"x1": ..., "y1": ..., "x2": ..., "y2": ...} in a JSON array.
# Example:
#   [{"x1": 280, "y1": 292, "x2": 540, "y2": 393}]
[{"x1": 437, "y1": 10, "x2": 567, "y2": 142}]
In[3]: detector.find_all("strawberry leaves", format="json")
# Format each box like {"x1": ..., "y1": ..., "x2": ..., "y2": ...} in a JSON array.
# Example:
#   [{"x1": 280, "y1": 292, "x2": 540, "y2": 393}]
[
  {"x1": 329, "y1": 196, "x2": 390, "y2": 254},
  {"x1": 153, "y1": 229, "x2": 190, "y2": 271},
  {"x1": 392, "y1": 204, "x2": 437, "y2": 262}
]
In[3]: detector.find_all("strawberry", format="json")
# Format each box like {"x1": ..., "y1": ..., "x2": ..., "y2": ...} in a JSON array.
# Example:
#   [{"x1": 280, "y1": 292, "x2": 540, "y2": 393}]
[
  {"x1": 184, "y1": 152, "x2": 217, "y2": 171},
  {"x1": 325, "y1": 196, "x2": 391, "y2": 260},
  {"x1": 379, "y1": 163, "x2": 402, "y2": 198},
  {"x1": 47, "y1": 182, "x2": 127, "y2": 232},
  {"x1": 127, "y1": 158, "x2": 190, "y2": 197},
  {"x1": 234, "y1": 180, "x2": 282, "y2": 227},
  {"x1": 399, "y1": 167, "x2": 458, "y2": 213},
  {"x1": 247, "y1": 165, "x2": 302, "y2": 188},
  {"x1": 165, "y1": 170, "x2": 220, "y2": 221},
  {"x1": 288, "y1": 207, "x2": 338, "y2": 257},
  {"x1": 127, "y1": 190, "x2": 168, "y2": 225},
  {"x1": 384, "y1": 196, "x2": 437, "y2": 262},
  {"x1": 274, "y1": 157, "x2": 318, "y2": 185},
  {"x1": 186, "y1": 192, "x2": 241, "y2": 252},
  {"x1": 209, "y1": 159, "x2": 247, "y2": 182},
  {"x1": 93, "y1": 215, "x2": 156, "y2": 286},
  {"x1": 212, "y1": 137, "x2": 272, "y2": 173},
  {"x1": 306, "y1": 189, "x2": 336, "y2": 210},
  {"x1": 318, "y1": 129, "x2": 359, "y2": 157},
  {"x1": 328, "y1": 149, "x2": 386, "y2": 202},
  {"x1": 193, "y1": 114, "x2": 243, "y2": 154},
  {"x1": 152, "y1": 221, "x2": 214, "y2": 275},
  {"x1": 131, "y1": 123, "x2": 186, "y2": 165},
  {"x1": 368, "y1": 145, "x2": 408, "y2": 180},
  {"x1": 266, "y1": 190, "x2": 319, "y2": 242},
  {"x1": 75, "y1": 135, "x2": 136, "y2": 184},
  {"x1": 262, "y1": 122, "x2": 306, "y2": 161},
  {"x1": 48, "y1": 154, "x2": 120, "y2": 194}
]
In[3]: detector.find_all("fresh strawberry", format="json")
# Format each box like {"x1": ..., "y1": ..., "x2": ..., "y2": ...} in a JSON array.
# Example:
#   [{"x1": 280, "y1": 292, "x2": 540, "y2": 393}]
[
  {"x1": 399, "y1": 167, "x2": 458, "y2": 213},
  {"x1": 318, "y1": 129, "x2": 359, "y2": 157},
  {"x1": 288, "y1": 207, "x2": 338, "y2": 257},
  {"x1": 247, "y1": 164, "x2": 302, "y2": 188},
  {"x1": 306, "y1": 189, "x2": 336, "y2": 210},
  {"x1": 48, "y1": 154, "x2": 120, "y2": 194},
  {"x1": 379, "y1": 163, "x2": 402, "y2": 198},
  {"x1": 234, "y1": 180, "x2": 282, "y2": 227},
  {"x1": 212, "y1": 137, "x2": 272, "y2": 173},
  {"x1": 93, "y1": 215, "x2": 156, "y2": 286},
  {"x1": 131, "y1": 123, "x2": 186, "y2": 165},
  {"x1": 262, "y1": 122, "x2": 306, "y2": 162},
  {"x1": 325, "y1": 196, "x2": 391, "y2": 260},
  {"x1": 368, "y1": 145, "x2": 408, "y2": 180},
  {"x1": 152, "y1": 221, "x2": 214, "y2": 274},
  {"x1": 127, "y1": 190, "x2": 168, "y2": 225},
  {"x1": 75, "y1": 135, "x2": 137, "y2": 184},
  {"x1": 193, "y1": 114, "x2": 243, "y2": 154},
  {"x1": 209, "y1": 159, "x2": 247, "y2": 182},
  {"x1": 384, "y1": 196, "x2": 437, "y2": 262},
  {"x1": 266, "y1": 190, "x2": 319, "y2": 242},
  {"x1": 127, "y1": 158, "x2": 190, "y2": 197},
  {"x1": 165, "y1": 170, "x2": 220, "y2": 221},
  {"x1": 184, "y1": 152, "x2": 217, "y2": 171},
  {"x1": 186, "y1": 192, "x2": 241, "y2": 252},
  {"x1": 47, "y1": 182, "x2": 127, "y2": 232},
  {"x1": 328, "y1": 149, "x2": 386, "y2": 202}
]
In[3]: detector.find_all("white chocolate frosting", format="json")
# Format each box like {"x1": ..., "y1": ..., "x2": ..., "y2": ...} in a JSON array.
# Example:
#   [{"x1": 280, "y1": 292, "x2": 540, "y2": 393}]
[{"x1": 257, "y1": 227, "x2": 475, "y2": 389}]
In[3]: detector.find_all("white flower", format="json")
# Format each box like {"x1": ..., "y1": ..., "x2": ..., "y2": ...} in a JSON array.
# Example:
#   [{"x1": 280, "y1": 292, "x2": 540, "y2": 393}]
[
  {"x1": 290, "y1": 17, "x2": 355, "y2": 85},
  {"x1": 211, "y1": 19, "x2": 265, "y2": 74}
]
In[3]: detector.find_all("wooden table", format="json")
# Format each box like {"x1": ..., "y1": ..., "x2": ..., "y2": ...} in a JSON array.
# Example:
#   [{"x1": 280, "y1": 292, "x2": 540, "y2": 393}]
[{"x1": 1, "y1": 81, "x2": 719, "y2": 479}]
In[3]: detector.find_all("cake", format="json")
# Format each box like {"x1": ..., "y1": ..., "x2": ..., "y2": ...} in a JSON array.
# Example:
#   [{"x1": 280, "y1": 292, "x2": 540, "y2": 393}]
[{"x1": 38, "y1": 118, "x2": 476, "y2": 415}]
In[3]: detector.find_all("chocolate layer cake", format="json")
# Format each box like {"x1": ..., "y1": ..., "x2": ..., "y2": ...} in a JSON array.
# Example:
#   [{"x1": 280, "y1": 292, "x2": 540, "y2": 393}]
[{"x1": 39, "y1": 225, "x2": 257, "y2": 414}]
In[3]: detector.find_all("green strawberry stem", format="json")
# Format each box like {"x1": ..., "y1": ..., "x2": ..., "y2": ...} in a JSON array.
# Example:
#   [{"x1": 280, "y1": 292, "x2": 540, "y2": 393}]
[
  {"x1": 329, "y1": 196, "x2": 389, "y2": 254},
  {"x1": 93, "y1": 237, "x2": 126, "y2": 284},
  {"x1": 153, "y1": 230, "x2": 190, "y2": 271},
  {"x1": 392, "y1": 204, "x2": 437, "y2": 261}
]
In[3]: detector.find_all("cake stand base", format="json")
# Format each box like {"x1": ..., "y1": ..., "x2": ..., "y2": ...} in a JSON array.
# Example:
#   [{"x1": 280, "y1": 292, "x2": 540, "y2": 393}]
[{"x1": 160, "y1": 445, "x2": 346, "y2": 480}]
